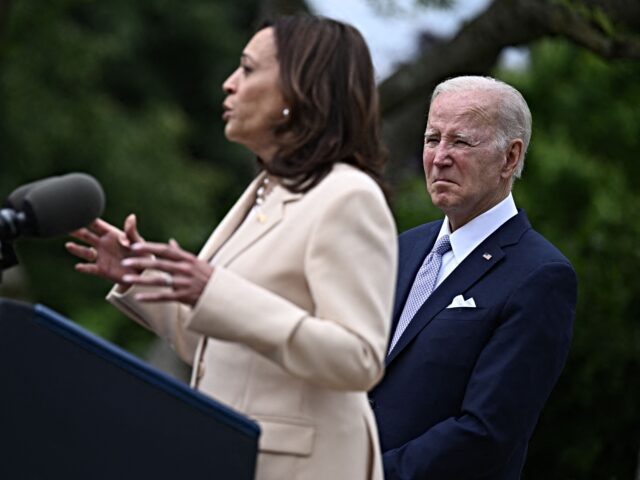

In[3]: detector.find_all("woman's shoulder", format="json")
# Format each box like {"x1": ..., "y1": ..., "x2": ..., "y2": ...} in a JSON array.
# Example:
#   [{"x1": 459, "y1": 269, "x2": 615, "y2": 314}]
[
  {"x1": 313, "y1": 162, "x2": 383, "y2": 197},
  {"x1": 301, "y1": 163, "x2": 396, "y2": 242}
]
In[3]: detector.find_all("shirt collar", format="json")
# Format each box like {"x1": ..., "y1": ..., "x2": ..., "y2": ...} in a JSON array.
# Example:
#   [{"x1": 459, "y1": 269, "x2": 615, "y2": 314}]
[{"x1": 436, "y1": 193, "x2": 518, "y2": 263}]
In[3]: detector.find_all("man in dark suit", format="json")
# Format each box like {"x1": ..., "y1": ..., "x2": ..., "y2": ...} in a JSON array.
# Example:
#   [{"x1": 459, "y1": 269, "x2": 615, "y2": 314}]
[{"x1": 370, "y1": 76, "x2": 577, "y2": 479}]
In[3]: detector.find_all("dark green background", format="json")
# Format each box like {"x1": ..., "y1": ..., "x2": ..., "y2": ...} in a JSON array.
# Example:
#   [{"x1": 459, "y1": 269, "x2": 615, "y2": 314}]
[{"x1": 1, "y1": 1, "x2": 638, "y2": 478}]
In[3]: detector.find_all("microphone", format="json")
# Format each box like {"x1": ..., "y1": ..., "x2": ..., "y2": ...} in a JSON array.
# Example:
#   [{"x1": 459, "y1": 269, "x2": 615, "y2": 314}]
[
  {"x1": 3, "y1": 177, "x2": 53, "y2": 210},
  {"x1": 0, "y1": 173, "x2": 106, "y2": 240}
]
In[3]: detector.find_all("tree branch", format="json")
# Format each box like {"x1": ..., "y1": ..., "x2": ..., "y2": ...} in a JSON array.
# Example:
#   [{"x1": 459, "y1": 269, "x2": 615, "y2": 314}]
[
  {"x1": 379, "y1": 0, "x2": 548, "y2": 116},
  {"x1": 545, "y1": 0, "x2": 640, "y2": 59},
  {"x1": 379, "y1": 0, "x2": 640, "y2": 117}
]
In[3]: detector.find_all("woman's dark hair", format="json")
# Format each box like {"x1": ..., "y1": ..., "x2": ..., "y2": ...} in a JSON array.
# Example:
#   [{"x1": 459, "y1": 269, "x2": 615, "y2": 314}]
[{"x1": 261, "y1": 15, "x2": 387, "y2": 194}]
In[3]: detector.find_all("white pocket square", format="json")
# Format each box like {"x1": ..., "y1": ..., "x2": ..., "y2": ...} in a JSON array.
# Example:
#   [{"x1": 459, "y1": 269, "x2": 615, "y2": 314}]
[{"x1": 446, "y1": 294, "x2": 476, "y2": 309}]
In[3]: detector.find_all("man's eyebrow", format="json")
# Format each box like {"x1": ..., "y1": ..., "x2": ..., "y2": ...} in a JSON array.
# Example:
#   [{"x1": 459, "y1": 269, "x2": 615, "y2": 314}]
[{"x1": 452, "y1": 132, "x2": 473, "y2": 140}]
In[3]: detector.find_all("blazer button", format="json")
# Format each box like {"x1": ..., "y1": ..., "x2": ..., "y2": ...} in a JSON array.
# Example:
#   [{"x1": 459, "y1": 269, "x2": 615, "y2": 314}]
[{"x1": 368, "y1": 398, "x2": 376, "y2": 409}]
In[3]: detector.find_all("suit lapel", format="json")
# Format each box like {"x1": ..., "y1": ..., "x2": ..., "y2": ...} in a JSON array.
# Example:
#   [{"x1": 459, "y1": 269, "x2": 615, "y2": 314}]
[
  {"x1": 391, "y1": 224, "x2": 440, "y2": 327},
  {"x1": 198, "y1": 173, "x2": 264, "y2": 262},
  {"x1": 197, "y1": 173, "x2": 303, "y2": 264},
  {"x1": 211, "y1": 182, "x2": 302, "y2": 267},
  {"x1": 386, "y1": 211, "x2": 531, "y2": 366}
]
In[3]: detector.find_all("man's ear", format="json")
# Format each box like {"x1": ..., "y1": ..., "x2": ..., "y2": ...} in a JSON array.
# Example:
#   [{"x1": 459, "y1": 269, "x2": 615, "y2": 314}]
[{"x1": 501, "y1": 139, "x2": 523, "y2": 179}]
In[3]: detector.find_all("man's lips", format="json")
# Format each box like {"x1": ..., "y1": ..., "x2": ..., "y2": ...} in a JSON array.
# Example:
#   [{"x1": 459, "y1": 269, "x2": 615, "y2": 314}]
[{"x1": 432, "y1": 178, "x2": 456, "y2": 185}]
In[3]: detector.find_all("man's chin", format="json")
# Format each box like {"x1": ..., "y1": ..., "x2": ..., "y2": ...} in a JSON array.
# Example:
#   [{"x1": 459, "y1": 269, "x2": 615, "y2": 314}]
[{"x1": 429, "y1": 192, "x2": 457, "y2": 210}]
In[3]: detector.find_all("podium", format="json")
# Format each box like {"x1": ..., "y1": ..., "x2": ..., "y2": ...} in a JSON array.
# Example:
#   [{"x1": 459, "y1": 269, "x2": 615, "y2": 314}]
[{"x1": 0, "y1": 298, "x2": 259, "y2": 479}]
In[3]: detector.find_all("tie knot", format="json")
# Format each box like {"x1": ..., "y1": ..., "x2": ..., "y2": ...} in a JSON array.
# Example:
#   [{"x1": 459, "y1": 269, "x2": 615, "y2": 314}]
[{"x1": 432, "y1": 234, "x2": 451, "y2": 256}]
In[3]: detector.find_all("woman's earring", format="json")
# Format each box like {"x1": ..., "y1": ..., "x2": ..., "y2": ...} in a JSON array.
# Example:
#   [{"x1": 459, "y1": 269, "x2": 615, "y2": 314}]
[{"x1": 282, "y1": 108, "x2": 290, "y2": 118}]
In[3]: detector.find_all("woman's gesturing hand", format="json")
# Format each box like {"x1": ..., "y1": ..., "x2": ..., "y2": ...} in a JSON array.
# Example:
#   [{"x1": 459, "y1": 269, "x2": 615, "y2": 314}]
[
  {"x1": 120, "y1": 238, "x2": 214, "y2": 307},
  {"x1": 65, "y1": 214, "x2": 145, "y2": 286}
]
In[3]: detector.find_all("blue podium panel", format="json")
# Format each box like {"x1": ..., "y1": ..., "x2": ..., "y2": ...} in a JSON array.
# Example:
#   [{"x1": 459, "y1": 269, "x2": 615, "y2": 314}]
[{"x1": 0, "y1": 298, "x2": 259, "y2": 480}]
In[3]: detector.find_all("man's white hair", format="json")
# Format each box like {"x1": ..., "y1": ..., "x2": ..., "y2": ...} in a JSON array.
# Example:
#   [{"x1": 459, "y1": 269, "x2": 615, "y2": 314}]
[{"x1": 431, "y1": 76, "x2": 532, "y2": 179}]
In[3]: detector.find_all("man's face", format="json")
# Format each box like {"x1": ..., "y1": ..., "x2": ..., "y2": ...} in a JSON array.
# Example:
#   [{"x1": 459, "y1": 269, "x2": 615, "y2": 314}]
[{"x1": 423, "y1": 90, "x2": 514, "y2": 231}]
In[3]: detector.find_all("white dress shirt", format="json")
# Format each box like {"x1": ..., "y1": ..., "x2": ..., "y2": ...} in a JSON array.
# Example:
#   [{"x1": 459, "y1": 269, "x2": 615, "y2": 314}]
[{"x1": 433, "y1": 193, "x2": 518, "y2": 288}]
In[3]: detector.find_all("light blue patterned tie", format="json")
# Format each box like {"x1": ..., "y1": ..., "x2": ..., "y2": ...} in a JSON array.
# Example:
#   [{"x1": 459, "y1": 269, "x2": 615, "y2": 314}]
[{"x1": 388, "y1": 234, "x2": 451, "y2": 354}]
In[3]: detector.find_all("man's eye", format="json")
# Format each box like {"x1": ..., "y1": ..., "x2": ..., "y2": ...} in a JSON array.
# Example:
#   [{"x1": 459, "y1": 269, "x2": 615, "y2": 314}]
[
  {"x1": 241, "y1": 65, "x2": 253, "y2": 75},
  {"x1": 454, "y1": 139, "x2": 470, "y2": 146},
  {"x1": 424, "y1": 137, "x2": 439, "y2": 146}
]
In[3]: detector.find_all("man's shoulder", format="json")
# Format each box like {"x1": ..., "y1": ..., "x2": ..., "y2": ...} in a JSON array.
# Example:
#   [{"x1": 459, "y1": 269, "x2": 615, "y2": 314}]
[
  {"x1": 516, "y1": 226, "x2": 574, "y2": 268},
  {"x1": 500, "y1": 212, "x2": 571, "y2": 265}
]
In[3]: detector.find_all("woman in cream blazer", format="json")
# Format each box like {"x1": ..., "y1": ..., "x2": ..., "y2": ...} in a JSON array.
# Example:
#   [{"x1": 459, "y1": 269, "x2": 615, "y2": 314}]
[{"x1": 67, "y1": 15, "x2": 396, "y2": 480}]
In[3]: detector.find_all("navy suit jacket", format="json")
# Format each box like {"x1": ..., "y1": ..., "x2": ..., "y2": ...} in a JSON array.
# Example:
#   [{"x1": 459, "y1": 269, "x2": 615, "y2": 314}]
[{"x1": 370, "y1": 210, "x2": 577, "y2": 479}]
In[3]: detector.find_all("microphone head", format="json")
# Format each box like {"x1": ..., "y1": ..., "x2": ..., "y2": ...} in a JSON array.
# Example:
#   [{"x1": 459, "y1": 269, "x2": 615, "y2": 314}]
[
  {"x1": 22, "y1": 173, "x2": 106, "y2": 238},
  {"x1": 3, "y1": 177, "x2": 56, "y2": 210}
]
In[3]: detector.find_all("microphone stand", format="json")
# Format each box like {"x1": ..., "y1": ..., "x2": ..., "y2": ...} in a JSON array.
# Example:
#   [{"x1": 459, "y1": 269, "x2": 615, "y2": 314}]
[
  {"x1": 0, "y1": 240, "x2": 19, "y2": 285},
  {"x1": 0, "y1": 208, "x2": 21, "y2": 285}
]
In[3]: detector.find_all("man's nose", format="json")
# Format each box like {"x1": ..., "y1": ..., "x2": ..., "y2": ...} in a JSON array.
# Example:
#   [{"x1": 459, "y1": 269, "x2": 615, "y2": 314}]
[{"x1": 432, "y1": 143, "x2": 452, "y2": 166}]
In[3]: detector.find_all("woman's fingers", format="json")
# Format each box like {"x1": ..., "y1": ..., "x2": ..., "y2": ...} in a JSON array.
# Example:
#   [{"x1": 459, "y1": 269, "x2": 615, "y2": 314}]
[
  {"x1": 130, "y1": 241, "x2": 193, "y2": 262},
  {"x1": 65, "y1": 242, "x2": 98, "y2": 262},
  {"x1": 121, "y1": 272, "x2": 171, "y2": 287},
  {"x1": 74, "y1": 262, "x2": 102, "y2": 276},
  {"x1": 91, "y1": 218, "x2": 121, "y2": 236},
  {"x1": 121, "y1": 240, "x2": 213, "y2": 307},
  {"x1": 66, "y1": 216, "x2": 146, "y2": 286},
  {"x1": 133, "y1": 290, "x2": 183, "y2": 303},
  {"x1": 70, "y1": 218, "x2": 122, "y2": 246},
  {"x1": 129, "y1": 276, "x2": 205, "y2": 305},
  {"x1": 69, "y1": 227, "x2": 100, "y2": 246},
  {"x1": 101, "y1": 236, "x2": 213, "y2": 307},
  {"x1": 124, "y1": 214, "x2": 144, "y2": 244},
  {"x1": 121, "y1": 256, "x2": 193, "y2": 276}
]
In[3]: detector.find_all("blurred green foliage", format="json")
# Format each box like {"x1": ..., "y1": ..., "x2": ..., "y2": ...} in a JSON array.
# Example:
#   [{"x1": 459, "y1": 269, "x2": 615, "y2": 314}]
[
  {"x1": 0, "y1": 0, "x2": 261, "y2": 353},
  {"x1": 1, "y1": 1, "x2": 638, "y2": 477},
  {"x1": 509, "y1": 40, "x2": 640, "y2": 480}
]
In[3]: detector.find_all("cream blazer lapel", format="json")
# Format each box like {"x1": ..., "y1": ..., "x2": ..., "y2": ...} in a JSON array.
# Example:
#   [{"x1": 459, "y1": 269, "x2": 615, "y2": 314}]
[
  {"x1": 197, "y1": 173, "x2": 264, "y2": 263},
  {"x1": 198, "y1": 173, "x2": 302, "y2": 266},
  {"x1": 208, "y1": 183, "x2": 303, "y2": 267},
  {"x1": 190, "y1": 173, "x2": 301, "y2": 387},
  {"x1": 190, "y1": 173, "x2": 262, "y2": 387}
]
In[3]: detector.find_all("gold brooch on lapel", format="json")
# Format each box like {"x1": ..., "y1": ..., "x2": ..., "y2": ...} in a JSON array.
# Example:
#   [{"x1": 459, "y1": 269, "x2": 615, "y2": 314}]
[{"x1": 483, "y1": 253, "x2": 492, "y2": 260}]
